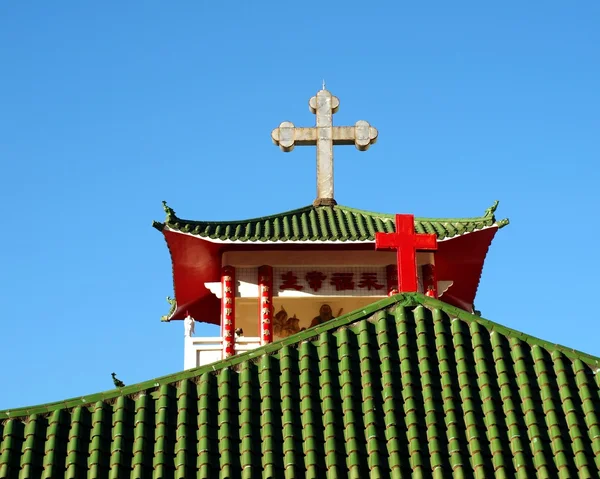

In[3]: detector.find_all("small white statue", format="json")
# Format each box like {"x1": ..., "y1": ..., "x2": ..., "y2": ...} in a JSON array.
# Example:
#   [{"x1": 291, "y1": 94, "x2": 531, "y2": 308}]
[{"x1": 184, "y1": 312, "x2": 195, "y2": 337}]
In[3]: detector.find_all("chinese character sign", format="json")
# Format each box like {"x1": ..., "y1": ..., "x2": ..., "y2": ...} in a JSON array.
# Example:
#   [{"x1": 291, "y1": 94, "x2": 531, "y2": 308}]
[
  {"x1": 280, "y1": 271, "x2": 303, "y2": 291},
  {"x1": 358, "y1": 272, "x2": 384, "y2": 290},
  {"x1": 330, "y1": 272, "x2": 355, "y2": 291},
  {"x1": 274, "y1": 267, "x2": 388, "y2": 296},
  {"x1": 306, "y1": 271, "x2": 327, "y2": 291}
]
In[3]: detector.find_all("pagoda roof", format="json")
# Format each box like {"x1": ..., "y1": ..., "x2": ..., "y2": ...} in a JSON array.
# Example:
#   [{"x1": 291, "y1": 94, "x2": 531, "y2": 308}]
[
  {"x1": 2, "y1": 294, "x2": 599, "y2": 478},
  {"x1": 153, "y1": 200, "x2": 509, "y2": 243}
]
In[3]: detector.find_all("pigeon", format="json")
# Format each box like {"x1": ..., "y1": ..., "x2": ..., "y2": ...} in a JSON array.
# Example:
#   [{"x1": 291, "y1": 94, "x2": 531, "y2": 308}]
[{"x1": 111, "y1": 372, "x2": 125, "y2": 388}]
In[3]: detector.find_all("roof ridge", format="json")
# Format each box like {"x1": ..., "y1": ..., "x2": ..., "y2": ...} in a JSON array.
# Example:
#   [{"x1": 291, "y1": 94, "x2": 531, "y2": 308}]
[
  {"x1": 158, "y1": 201, "x2": 508, "y2": 226},
  {"x1": 7, "y1": 292, "x2": 592, "y2": 421},
  {"x1": 338, "y1": 200, "x2": 510, "y2": 227},
  {"x1": 335, "y1": 204, "x2": 487, "y2": 223},
  {"x1": 417, "y1": 295, "x2": 600, "y2": 366},
  {"x1": 0, "y1": 295, "x2": 412, "y2": 419},
  {"x1": 411, "y1": 200, "x2": 508, "y2": 224},
  {"x1": 158, "y1": 203, "x2": 317, "y2": 226},
  {"x1": 331, "y1": 204, "x2": 394, "y2": 219}
]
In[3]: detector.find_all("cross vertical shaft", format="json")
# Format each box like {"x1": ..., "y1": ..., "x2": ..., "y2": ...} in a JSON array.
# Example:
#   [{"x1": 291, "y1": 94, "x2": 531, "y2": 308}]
[{"x1": 314, "y1": 90, "x2": 336, "y2": 204}]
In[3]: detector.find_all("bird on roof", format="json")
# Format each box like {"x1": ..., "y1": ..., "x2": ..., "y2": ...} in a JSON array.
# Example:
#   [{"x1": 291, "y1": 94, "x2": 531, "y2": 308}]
[{"x1": 111, "y1": 372, "x2": 125, "y2": 388}]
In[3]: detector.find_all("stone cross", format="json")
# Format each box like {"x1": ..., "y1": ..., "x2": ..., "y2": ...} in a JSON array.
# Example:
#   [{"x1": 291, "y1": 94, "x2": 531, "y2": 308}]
[{"x1": 272, "y1": 89, "x2": 378, "y2": 206}]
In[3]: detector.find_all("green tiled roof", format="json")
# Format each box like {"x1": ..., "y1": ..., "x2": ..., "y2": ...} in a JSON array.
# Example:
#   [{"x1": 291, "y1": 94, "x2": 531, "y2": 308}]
[
  {"x1": 2, "y1": 294, "x2": 600, "y2": 478},
  {"x1": 153, "y1": 200, "x2": 509, "y2": 242}
]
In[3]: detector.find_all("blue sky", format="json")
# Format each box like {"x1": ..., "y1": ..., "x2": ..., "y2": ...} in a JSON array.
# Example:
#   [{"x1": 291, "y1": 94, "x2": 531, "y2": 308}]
[{"x1": 1, "y1": 3, "x2": 598, "y2": 410}]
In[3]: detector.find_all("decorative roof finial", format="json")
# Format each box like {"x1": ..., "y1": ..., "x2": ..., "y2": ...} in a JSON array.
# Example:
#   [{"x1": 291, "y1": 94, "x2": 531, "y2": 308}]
[
  {"x1": 161, "y1": 296, "x2": 176, "y2": 322},
  {"x1": 484, "y1": 200, "x2": 500, "y2": 218},
  {"x1": 162, "y1": 201, "x2": 177, "y2": 222},
  {"x1": 322, "y1": 79, "x2": 326, "y2": 91}
]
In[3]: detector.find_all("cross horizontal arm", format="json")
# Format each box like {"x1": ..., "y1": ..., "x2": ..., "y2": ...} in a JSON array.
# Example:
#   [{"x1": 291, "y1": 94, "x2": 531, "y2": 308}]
[
  {"x1": 271, "y1": 124, "x2": 317, "y2": 151},
  {"x1": 375, "y1": 232, "x2": 400, "y2": 250},
  {"x1": 415, "y1": 234, "x2": 437, "y2": 250},
  {"x1": 283, "y1": 127, "x2": 317, "y2": 146},
  {"x1": 273, "y1": 126, "x2": 371, "y2": 145},
  {"x1": 332, "y1": 127, "x2": 357, "y2": 144},
  {"x1": 271, "y1": 122, "x2": 378, "y2": 152},
  {"x1": 333, "y1": 123, "x2": 378, "y2": 150}
]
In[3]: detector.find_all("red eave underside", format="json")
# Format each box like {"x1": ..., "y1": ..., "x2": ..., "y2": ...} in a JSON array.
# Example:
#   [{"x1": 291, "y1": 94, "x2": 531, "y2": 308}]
[
  {"x1": 163, "y1": 230, "x2": 222, "y2": 325},
  {"x1": 163, "y1": 228, "x2": 498, "y2": 324},
  {"x1": 436, "y1": 227, "x2": 498, "y2": 311}
]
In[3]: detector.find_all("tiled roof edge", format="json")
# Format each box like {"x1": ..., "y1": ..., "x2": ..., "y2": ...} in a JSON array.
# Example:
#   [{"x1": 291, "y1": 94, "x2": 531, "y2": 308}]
[
  {"x1": 156, "y1": 201, "x2": 506, "y2": 227},
  {"x1": 4, "y1": 292, "x2": 599, "y2": 420},
  {"x1": 416, "y1": 295, "x2": 600, "y2": 369},
  {"x1": 0, "y1": 295, "x2": 414, "y2": 420},
  {"x1": 152, "y1": 200, "x2": 509, "y2": 243},
  {"x1": 158, "y1": 202, "x2": 317, "y2": 227}
]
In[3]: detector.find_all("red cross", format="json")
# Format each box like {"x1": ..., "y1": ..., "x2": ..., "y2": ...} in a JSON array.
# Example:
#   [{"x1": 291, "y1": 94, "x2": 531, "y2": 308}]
[{"x1": 375, "y1": 214, "x2": 437, "y2": 293}]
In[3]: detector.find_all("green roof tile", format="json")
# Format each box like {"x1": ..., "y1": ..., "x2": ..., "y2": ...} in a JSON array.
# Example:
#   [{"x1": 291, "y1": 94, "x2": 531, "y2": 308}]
[
  {"x1": 153, "y1": 201, "x2": 509, "y2": 242},
  {"x1": 2, "y1": 293, "x2": 600, "y2": 477}
]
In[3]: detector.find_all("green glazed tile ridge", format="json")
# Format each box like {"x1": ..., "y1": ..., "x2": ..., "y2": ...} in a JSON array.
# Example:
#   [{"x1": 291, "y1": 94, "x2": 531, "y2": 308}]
[
  {"x1": 3, "y1": 293, "x2": 598, "y2": 424},
  {"x1": 0, "y1": 295, "x2": 415, "y2": 421},
  {"x1": 2, "y1": 289, "x2": 600, "y2": 477},
  {"x1": 153, "y1": 201, "x2": 509, "y2": 242},
  {"x1": 416, "y1": 295, "x2": 600, "y2": 368},
  {"x1": 1, "y1": 292, "x2": 596, "y2": 422}
]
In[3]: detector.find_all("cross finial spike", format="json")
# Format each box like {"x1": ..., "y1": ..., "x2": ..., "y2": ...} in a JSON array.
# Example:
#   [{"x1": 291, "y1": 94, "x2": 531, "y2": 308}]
[{"x1": 322, "y1": 79, "x2": 326, "y2": 90}]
